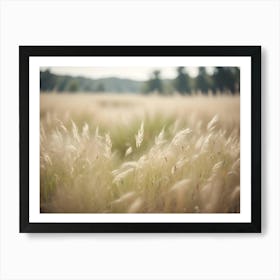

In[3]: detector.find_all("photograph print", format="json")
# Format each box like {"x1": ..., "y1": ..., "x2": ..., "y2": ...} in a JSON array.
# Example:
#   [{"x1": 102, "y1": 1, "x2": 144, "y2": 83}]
[{"x1": 20, "y1": 46, "x2": 261, "y2": 232}]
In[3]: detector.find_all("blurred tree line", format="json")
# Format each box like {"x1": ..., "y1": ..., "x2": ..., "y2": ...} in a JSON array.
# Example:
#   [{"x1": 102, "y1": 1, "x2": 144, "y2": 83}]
[
  {"x1": 143, "y1": 67, "x2": 240, "y2": 94},
  {"x1": 41, "y1": 70, "x2": 103, "y2": 92},
  {"x1": 40, "y1": 67, "x2": 240, "y2": 94},
  {"x1": 40, "y1": 69, "x2": 145, "y2": 93}
]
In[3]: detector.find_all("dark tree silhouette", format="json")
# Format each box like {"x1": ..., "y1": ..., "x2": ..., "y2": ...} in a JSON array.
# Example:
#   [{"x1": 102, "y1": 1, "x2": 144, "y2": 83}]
[
  {"x1": 231, "y1": 67, "x2": 240, "y2": 93},
  {"x1": 174, "y1": 67, "x2": 191, "y2": 94},
  {"x1": 40, "y1": 69, "x2": 57, "y2": 92},
  {"x1": 147, "y1": 70, "x2": 163, "y2": 93},
  {"x1": 195, "y1": 67, "x2": 211, "y2": 94},
  {"x1": 213, "y1": 67, "x2": 240, "y2": 93}
]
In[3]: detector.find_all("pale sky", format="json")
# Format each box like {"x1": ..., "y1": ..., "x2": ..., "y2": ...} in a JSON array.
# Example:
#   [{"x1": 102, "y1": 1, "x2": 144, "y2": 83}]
[{"x1": 40, "y1": 66, "x2": 214, "y2": 81}]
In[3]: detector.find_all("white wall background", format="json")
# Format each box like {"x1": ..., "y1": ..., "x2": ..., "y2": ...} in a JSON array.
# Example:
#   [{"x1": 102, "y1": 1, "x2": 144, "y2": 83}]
[{"x1": 0, "y1": 0, "x2": 279, "y2": 279}]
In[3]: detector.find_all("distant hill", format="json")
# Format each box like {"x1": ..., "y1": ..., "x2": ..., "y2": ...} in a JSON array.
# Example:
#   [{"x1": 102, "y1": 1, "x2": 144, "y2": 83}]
[{"x1": 40, "y1": 70, "x2": 144, "y2": 93}]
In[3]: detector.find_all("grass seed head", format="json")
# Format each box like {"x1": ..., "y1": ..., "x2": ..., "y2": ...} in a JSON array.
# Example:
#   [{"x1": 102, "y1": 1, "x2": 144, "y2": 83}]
[{"x1": 135, "y1": 121, "x2": 144, "y2": 148}]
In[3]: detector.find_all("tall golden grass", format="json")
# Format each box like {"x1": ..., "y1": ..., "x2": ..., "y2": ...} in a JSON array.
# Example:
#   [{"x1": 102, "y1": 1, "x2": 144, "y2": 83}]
[{"x1": 40, "y1": 93, "x2": 240, "y2": 213}]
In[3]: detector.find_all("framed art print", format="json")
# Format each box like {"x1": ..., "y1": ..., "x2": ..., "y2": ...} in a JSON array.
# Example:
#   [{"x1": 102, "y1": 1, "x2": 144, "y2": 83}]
[{"x1": 19, "y1": 46, "x2": 261, "y2": 233}]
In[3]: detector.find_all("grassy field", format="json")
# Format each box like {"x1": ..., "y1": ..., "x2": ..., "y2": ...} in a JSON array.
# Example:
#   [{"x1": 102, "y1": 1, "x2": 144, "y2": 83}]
[{"x1": 40, "y1": 93, "x2": 240, "y2": 213}]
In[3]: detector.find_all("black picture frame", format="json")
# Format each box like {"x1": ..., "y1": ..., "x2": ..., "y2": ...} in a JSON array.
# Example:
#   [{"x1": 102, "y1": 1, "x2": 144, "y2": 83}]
[{"x1": 19, "y1": 46, "x2": 261, "y2": 233}]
